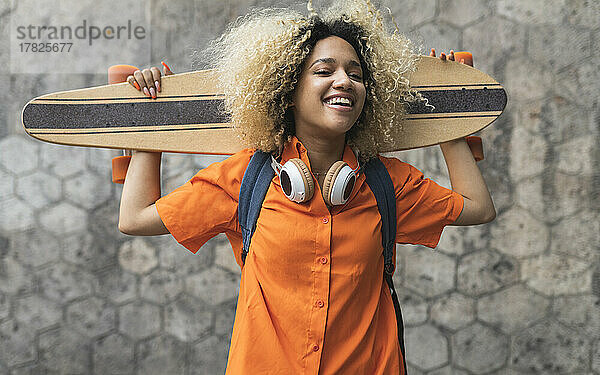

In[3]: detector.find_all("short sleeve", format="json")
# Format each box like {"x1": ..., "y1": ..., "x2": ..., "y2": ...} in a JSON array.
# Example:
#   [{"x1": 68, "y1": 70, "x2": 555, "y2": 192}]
[
  {"x1": 380, "y1": 156, "x2": 464, "y2": 248},
  {"x1": 155, "y1": 149, "x2": 255, "y2": 254}
]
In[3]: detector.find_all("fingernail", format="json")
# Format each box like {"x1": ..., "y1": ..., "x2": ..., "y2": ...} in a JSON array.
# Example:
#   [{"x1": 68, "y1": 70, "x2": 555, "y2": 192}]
[
  {"x1": 161, "y1": 61, "x2": 173, "y2": 74},
  {"x1": 149, "y1": 87, "x2": 156, "y2": 98},
  {"x1": 155, "y1": 80, "x2": 160, "y2": 92},
  {"x1": 143, "y1": 87, "x2": 150, "y2": 97},
  {"x1": 133, "y1": 82, "x2": 140, "y2": 91}
]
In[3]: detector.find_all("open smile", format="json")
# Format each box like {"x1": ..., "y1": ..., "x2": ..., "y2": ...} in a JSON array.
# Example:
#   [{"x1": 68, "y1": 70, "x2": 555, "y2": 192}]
[
  {"x1": 323, "y1": 101, "x2": 354, "y2": 112},
  {"x1": 323, "y1": 96, "x2": 354, "y2": 112}
]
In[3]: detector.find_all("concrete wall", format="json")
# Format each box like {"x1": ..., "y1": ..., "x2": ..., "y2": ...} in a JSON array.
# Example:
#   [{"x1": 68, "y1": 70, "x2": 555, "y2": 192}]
[{"x1": 0, "y1": 0, "x2": 599, "y2": 373}]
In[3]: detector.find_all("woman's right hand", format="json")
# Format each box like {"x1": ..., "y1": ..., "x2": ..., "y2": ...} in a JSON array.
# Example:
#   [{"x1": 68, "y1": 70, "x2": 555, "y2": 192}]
[{"x1": 127, "y1": 61, "x2": 174, "y2": 99}]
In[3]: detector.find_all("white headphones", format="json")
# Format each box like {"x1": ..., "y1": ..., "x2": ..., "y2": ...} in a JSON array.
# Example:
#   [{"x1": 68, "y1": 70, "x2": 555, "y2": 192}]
[{"x1": 270, "y1": 155, "x2": 360, "y2": 206}]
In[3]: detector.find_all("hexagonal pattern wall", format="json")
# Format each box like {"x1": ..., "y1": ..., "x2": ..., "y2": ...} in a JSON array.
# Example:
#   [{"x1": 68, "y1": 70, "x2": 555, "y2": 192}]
[{"x1": 1, "y1": 0, "x2": 599, "y2": 374}]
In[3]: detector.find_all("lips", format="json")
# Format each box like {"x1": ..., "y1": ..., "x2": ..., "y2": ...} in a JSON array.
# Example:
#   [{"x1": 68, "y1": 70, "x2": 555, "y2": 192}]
[
  {"x1": 323, "y1": 94, "x2": 354, "y2": 106},
  {"x1": 323, "y1": 94, "x2": 355, "y2": 112},
  {"x1": 324, "y1": 101, "x2": 354, "y2": 112}
]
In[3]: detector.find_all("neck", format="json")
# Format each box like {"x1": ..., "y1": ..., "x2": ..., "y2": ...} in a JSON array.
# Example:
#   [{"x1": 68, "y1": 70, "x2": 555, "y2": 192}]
[{"x1": 295, "y1": 133, "x2": 346, "y2": 174}]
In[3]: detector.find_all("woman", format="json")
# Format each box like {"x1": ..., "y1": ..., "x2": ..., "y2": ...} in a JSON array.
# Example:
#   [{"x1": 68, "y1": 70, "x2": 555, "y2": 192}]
[{"x1": 119, "y1": 1, "x2": 495, "y2": 373}]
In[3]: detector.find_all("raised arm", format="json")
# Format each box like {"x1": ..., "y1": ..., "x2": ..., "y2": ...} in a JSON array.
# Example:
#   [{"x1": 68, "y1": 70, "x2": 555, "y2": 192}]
[
  {"x1": 430, "y1": 48, "x2": 495, "y2": 226},
  {"x1": 118, "y1": 63, "x2": 173, "y2": 235},
  {"x1": 118, "y1": 151, "x2": 168, "y2": 235},
  {"x1": 440, "y1": 138, "x2": 495, "y2": 225}
]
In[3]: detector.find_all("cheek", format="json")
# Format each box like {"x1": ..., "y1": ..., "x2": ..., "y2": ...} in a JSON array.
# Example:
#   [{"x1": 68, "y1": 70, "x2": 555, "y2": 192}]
[
  {"x1": 357, "y1": 88, "x2": 367, "y2": 111},
  {"x1": 296, "y1": 85, "x2": 324, "y2": 108}
]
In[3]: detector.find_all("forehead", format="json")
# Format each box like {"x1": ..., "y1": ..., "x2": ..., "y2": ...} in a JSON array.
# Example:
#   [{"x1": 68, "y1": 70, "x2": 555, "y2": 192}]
[{"x1": 306, "y1": 36, "x2": 361, "y2": 68}]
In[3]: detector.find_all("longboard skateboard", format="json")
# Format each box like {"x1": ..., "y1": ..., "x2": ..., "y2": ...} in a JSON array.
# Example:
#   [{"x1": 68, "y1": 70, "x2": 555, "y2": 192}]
[{"x1": 22, "y1": 53, "x2": 507, "y2": 157}]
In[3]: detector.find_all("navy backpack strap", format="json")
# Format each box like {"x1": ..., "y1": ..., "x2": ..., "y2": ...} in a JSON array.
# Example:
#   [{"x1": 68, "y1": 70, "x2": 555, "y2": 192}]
[
  {"x1": 363, "y1": 157, "x2": 407, "y2": 374},
  {"x1": 238, "y1": 150, "x2": 275, "y2": 264},
  {"x1": 363, "y1": 158, "x2": 396, "y2": 271}
]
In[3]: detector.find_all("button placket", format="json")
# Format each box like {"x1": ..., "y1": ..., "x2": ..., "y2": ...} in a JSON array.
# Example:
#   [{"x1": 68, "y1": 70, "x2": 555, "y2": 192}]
[{"x1": 305, "y1": 210, "x2": 331, "y2": 370}]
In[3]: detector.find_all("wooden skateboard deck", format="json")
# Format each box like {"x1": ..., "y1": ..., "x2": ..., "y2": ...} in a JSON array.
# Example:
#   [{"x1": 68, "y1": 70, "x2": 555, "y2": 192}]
[{"x1": 22, "y1": 56, "x2": 506, "y2": 154}]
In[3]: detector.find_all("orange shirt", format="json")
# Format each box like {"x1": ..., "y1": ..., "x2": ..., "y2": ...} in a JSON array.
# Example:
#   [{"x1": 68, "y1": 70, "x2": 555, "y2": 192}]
[{"x1": 156, "y1": 136, "x2": 463, "y2": 374}]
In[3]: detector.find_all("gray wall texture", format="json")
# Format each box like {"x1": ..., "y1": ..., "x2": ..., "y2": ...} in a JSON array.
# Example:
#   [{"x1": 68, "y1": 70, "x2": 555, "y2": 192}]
[{"x1": 1, "y1": 0, "x2": 599, "y2": 374}]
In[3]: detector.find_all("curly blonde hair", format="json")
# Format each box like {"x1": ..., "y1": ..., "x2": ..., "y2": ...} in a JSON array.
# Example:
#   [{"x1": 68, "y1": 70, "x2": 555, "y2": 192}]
[{"x1": 200, "y1": 0, "x2": 427, "y2": 160}]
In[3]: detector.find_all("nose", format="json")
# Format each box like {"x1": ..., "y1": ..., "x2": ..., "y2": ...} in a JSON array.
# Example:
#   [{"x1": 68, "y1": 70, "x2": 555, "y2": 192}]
[{"x1": 332, "y1": 71, "x2": 353, "y2": 90}]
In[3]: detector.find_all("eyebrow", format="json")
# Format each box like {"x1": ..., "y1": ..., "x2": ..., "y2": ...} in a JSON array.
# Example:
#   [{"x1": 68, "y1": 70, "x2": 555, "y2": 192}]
[{"x1": 308, "y1": 57, "x2": 362, "y2": 70}]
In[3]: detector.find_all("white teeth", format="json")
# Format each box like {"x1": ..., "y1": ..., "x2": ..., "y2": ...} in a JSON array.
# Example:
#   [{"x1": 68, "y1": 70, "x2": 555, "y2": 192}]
[{"x1": 325, "y1": 97, "x2": 352, "y2": 106}]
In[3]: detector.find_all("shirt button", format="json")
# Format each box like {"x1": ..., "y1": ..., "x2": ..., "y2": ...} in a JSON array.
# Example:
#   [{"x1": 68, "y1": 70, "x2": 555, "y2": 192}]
[
  {"x1": 312, "y1": 344, "x2": 320, "y2": 352},
  {"x1": 316, "y1": 300, "x2": 324, "y2": 308},
  {"x1": 319, "y1": 257, "x2": 328, "y2": 264},
  {"x1": 322, "y1": 217, "x2": 329, "y2": 224}
]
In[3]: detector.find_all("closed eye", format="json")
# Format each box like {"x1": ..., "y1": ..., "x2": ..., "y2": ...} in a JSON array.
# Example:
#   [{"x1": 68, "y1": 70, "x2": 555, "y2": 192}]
[{"x1": 315, "y1": 70, "x2": 363, "y2": 81}]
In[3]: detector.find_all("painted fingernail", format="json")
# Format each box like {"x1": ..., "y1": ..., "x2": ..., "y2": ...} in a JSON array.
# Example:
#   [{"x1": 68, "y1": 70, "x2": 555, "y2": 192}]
[
  {"x1": 149, "y1": 87, "x2": 156, "y2": 98},
  {"x1": 161, "y1": 61, "x2": 173, "y2": 74},
  {"x1": 133, "y1": 81, "x2": 140, "y2": 90},
  {"x1": 143, "y1": 87, "x2": 150, "y2": 97},
  {"x1": 155, "y1": 80, "x2": 160, "y2": 92}
]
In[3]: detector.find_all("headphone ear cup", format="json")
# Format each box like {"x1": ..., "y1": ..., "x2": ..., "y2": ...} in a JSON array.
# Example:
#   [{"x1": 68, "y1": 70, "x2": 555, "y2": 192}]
[
  {"x1": 288, "y1": 158, "x2": 314, "y2": 202},
  {"x1": 322, "y1": 161, "x2": 347, "y2": 206}
]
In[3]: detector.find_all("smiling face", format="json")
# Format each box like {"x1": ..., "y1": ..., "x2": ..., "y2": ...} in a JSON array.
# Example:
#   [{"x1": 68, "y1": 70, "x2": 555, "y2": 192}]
[{"x1": 291, "y1": 36, "x2": 367, "y2": 142}]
